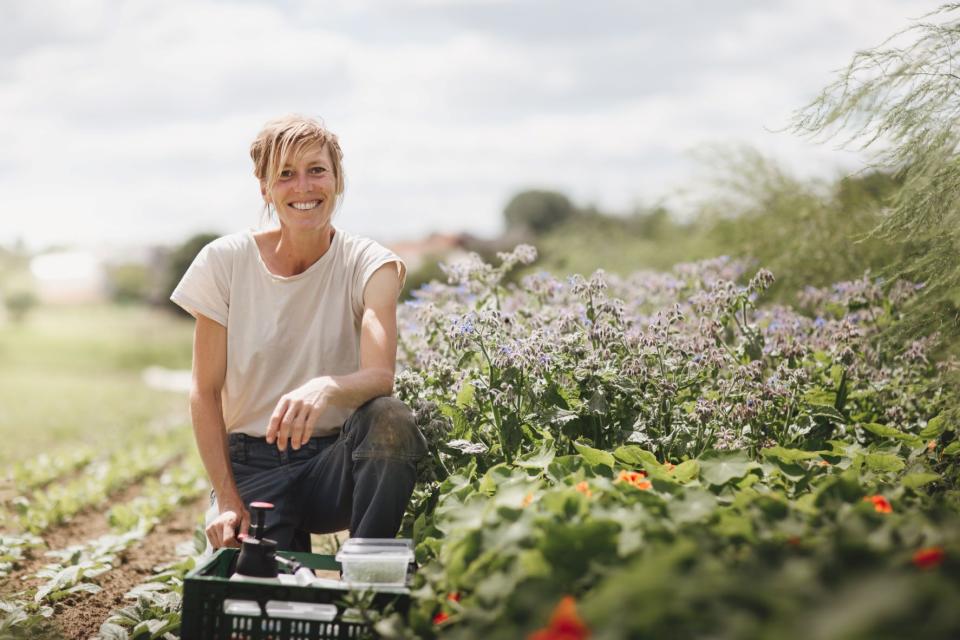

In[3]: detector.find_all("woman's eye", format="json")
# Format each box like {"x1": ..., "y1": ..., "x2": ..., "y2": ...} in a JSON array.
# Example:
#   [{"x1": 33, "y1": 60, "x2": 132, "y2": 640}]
[
  {"x1": 279, "y1": 170, "x2": 293, "y2": 179},
  {"x1": 310, "y1": 166, "x2": 327, "y2": 174}
]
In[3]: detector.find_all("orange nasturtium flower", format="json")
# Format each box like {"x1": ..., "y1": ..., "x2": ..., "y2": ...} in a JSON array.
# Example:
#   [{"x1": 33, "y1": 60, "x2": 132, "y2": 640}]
[
  {"x1": 528, "y1": 595, "x2": 591, "y2": 640},
  {"x1": 522, "y1": 492, "x2": 535, "y2": 508},
  {"x1": 912, "y1": 546, "x2": 946, "y2": 570},
  {"x1": 433, "y1": 611, "x2": 450, "y2": 625},
  {"x1": 818, "y1": 459, "x2": 831, "y2": 467},
  {"x1": 863, "y1": 495, "x2": 893, "y2": 514},
  {"x1": 574, "y1": 481, "x2": 593, "y2": 497},
  {"x1": 615, "y1": 470, "x2": 652, "y2": 491},
  {"x1": 927, "y1": 439, "x2": 937, "y2": 453}
]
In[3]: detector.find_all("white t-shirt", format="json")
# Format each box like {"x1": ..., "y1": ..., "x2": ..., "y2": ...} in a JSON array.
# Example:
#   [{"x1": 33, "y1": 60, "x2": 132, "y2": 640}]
[{"x1": 170, "y1": 228, "x2": 406, "y2": 437}]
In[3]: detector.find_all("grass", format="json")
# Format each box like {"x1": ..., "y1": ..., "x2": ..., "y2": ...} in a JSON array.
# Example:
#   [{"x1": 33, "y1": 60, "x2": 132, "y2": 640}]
[{"x1": 0, "y1": 304, "x2": 194, "y2": 466}]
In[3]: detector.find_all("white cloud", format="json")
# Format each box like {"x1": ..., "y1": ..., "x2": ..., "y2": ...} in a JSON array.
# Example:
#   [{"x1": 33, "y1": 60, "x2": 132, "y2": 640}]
[{"x1": 0, "y1": 0, "x2": 941, "y2": 249}]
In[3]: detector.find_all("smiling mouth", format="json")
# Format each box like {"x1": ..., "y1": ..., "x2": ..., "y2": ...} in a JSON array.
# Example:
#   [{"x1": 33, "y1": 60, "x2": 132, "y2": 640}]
[{"x1": 289, "y1": 200, "x2": 322, "y2": 211}]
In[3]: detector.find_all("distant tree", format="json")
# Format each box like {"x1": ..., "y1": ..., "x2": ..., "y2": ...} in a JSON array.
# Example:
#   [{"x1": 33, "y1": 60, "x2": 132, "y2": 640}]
[
  {"x1": 164, "y1": 232, "x2": 220, "y2": 314},
  {"x1": 792, "y1": 3, "x2": 960, "y2": 341},
  {"x1": 503, "y1": 190, "x2": 577, "y2": 235},
  {"x1": 4, "y1": 289, "x2": 37, "y2": 323},
  {"x1": 107, "y1": 263, "x2": 151, "y2": 304}
]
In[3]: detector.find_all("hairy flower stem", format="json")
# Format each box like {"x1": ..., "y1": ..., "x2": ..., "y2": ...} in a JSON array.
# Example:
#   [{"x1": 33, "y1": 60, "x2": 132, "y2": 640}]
[{"x1": 477, "y1": 337, "x2": 512, "y2": 464}]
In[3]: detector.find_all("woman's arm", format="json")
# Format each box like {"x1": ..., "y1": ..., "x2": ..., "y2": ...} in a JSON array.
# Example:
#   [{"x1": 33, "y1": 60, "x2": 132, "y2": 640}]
[
  {"x1": 267, "y1": 262, "x2": 401, "y2": 451},
  {"x1": 190, "y1": 313, "x2": 249, "y2": 548}
]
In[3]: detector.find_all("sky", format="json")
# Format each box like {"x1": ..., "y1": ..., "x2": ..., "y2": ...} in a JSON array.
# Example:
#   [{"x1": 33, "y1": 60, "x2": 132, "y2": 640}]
[{"x1": 0, "y1": 0, "x2": 941, "y2": 251}]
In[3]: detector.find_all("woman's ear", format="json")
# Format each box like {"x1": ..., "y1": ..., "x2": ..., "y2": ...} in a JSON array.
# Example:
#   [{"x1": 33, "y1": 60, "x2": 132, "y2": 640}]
[{"x1": 260, "y1": 182, "x2": 270, "y2": 203}]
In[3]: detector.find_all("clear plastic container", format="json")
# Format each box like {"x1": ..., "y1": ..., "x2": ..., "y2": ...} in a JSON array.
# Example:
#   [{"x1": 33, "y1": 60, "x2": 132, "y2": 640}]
[{"x1": 335, "y1": 538, "x2": 414, "y2": 585}]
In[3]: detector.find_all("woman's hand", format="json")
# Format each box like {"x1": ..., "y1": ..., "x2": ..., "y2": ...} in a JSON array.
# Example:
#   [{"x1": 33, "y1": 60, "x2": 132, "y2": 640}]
[
  {"x1": 267, "y1": 377, "x2": 335, "y2": 450},
  {"x1": 207, "y1": 498, "x2": 250, "y2": 549}
]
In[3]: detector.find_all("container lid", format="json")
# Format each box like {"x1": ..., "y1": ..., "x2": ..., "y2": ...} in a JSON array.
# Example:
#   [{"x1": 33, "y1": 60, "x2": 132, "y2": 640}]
[
  {"x1": 336, "y1": 538, "x2": 414, "y2": 562},
  {"x1": 341, "y1": 537, "x2": 413, "y2": 550}
]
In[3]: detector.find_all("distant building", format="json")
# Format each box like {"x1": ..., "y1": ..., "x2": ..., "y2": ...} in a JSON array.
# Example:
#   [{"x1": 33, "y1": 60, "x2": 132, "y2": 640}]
[
  {"x1": 387, "y1": 232, "x2": 469, "y2": 272},
  {"x1": 29, "y1": 250, "x2": 109, "y2": 304}
]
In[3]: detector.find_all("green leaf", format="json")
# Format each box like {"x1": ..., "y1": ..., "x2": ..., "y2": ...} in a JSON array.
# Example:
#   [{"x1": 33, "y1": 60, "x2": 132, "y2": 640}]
[
  {"x1": 440, "y1": 403, "x2": 471, "y2": 439},
  {"x1": 672, "y1": 460, "x2": 700, "y2": 483},
  {"x1": 864, "y1": 452, "x2": 905, "y2": 473},
  {"x1": 803, "y1": 388, "x2": 836, "y2": 406},
  {"x1": 699, "y1": 451, "x2": 756, "y2": 486},
  {"x1": 612, "y1": 445, "x2": 659, "y2": 467},
  {"x1": 668, "y1": 488, "x2": 717, "y2": 524},
  {"x1": 573, "y1": 441, "x2": 615, "y2": 468},
  {"x1": 762, "y1": 446, "x2": 822, "y2": 464},
  {"x1": 515, "y1": 442, "x2": 556, "y2": 470},
  {"x1": 901, "y1": 472, "x2": 940, "y2": 490},
  {"x1": 456, "y1": 382, "x2": 475, "y2": 408},
  {"x1": 942, "y1": 442, "x2": 960, "y2": 456},
  {"x1": 860, "y1": 423, "x2": 922, "y2": 446},
  {"x1": 919, "y1": 414, "x2": 949, "y2": 439}
]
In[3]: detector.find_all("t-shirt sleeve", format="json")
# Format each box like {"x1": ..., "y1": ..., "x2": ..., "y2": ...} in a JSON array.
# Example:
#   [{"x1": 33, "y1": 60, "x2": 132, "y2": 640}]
[
  {"x1": 351, "y1": 239, "x2": 407, "y2": 319},
  {"x1": 170, "y1": 240, "x2": 232, "y2": 326}
]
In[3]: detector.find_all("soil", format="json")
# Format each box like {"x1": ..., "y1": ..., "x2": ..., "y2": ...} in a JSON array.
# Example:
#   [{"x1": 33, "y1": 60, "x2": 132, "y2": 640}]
[
  {"x1": 51, "y1": 493, "x2": 206, "y2": 640},
  {"x1": 0, "y1": 468, "x2": 206, "y2": 640}
]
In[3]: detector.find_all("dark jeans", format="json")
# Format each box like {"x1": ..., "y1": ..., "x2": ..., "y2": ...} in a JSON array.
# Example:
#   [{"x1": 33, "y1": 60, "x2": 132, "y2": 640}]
[{"x1": 209, "y1": 396, "x2": 427, "y2": 552}]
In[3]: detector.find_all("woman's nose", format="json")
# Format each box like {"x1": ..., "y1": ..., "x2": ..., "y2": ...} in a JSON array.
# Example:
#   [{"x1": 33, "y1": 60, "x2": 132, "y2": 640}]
[{"x1": 295, "y1": 173, "x2": 310, "y2": 192}]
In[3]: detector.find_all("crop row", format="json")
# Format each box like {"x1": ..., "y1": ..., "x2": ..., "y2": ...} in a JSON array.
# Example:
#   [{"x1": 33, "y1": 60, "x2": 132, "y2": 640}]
[
  {"x1": 0, "y1": 458, "x2": 206, "y2": 637},
  {"x1": 1, "y1": 434, "x2": 191, "y2": 535},
  {"x1": 4, "y1": 446, "x2": 96, "y2": 493}
]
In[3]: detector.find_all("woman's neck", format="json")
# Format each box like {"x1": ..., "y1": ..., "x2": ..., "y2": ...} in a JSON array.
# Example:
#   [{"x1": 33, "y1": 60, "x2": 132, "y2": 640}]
[{"x1": 256, "y1": 224, "x2": 335, "y2": 277}]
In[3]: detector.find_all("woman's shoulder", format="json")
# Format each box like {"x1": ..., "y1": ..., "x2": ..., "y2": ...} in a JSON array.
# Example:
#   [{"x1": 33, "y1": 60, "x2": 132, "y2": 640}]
[
  {"x1": 196, "y1": 231, "x2": 255, "y2": 265},
  {"x1": 335, "y1": 228, "x2": 391, "y2": 259}
]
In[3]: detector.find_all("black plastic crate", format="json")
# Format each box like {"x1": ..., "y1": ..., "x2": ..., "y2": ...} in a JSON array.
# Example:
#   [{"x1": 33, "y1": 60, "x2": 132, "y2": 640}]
[{"x1": 181, "y1": 548, "x2": 410, "y2": 640}]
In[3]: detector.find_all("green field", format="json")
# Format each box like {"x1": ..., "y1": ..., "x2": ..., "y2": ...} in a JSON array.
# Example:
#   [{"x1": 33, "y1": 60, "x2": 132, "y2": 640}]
[{"x1": 0, "y1": 304, "x2": 194, "y2": 464}]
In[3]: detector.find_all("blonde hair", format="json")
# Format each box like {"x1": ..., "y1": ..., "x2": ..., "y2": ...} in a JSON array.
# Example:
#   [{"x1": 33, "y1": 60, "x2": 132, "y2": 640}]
[{"x1": 250, "y1": 114, "x2": 345, "y2": 206}]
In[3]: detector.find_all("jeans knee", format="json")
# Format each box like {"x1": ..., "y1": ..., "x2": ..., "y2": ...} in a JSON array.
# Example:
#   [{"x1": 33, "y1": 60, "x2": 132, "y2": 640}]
[{"x1": 350, "y1": 397, "x2": 427, "y2": 462}]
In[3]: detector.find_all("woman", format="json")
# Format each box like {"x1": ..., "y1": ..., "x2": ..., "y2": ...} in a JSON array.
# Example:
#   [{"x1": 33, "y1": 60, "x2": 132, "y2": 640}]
[{"x1": 171, "y1": 114, "x2": 427, "y2": 553}]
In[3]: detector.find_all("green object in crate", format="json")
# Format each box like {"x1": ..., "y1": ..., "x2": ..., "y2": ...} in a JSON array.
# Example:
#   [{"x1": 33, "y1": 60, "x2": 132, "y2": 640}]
[{"x1": 181, "y1": 548, "x2": 411, "y2": 640}]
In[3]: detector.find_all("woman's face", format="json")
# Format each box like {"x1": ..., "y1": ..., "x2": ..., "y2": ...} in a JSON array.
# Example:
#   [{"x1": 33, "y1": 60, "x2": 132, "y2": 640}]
[{"x1": 263, "y1": 142, "x2": 338, "y2": 233}]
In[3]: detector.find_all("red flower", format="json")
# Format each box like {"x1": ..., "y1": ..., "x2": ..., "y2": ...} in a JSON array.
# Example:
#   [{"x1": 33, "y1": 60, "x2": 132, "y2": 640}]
[
  {"x1": 863, "y1": 495, "x2": 892, "y2": 514},
  {"x1": 786, "y1": 535, "x2": 801, "y2": 547},
  {"x1": 912, "y1": 546, "x2": 946, "y2": 570},
  {"x1": 433, "y1": 611, "x2": 450, "y2": 625},
  {"x1": 615, "y1": 470, "x2": 652, "y2": 491},
  {"x1": 447, "y1": 592, "x2": 461, "y2": 603},
  {"x1": 528, "y1": 595, "x2": 590, "y2": 640}
]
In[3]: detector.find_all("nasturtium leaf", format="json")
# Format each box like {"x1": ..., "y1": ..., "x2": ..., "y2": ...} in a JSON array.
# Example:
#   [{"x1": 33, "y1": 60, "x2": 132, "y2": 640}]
[
  {"x1": 573, "y1": 441, "x2": 615, "y2": 468},
  {"x1": 672, "y1": 460, "x2": 700, "y2": 483},
  {"x1": 668, "y1": 488, "x2": 717, "y2": 524},
  {"x1": 612, "y1": 445, "x2": 659, "y2": 467},
  {"x1": 515, "y1": 442, "x2": 555, "y2": 469},
  {"x1": 762, "y1": 446, "x2": 822, "y2": 464},
  {"x1": 901, "y1": 472, "x2": 940, "y2": 489},
  {"x1": 793, "y1": 493, "x2": 819, "y2": 516},
  {"x1": 769, "y1": 460, "x2": 807, "y2": 483},
  {"x1": 864, "y1": 452, "x2": 906, "y2": 473},
  {"x1": 546, "y1": 455, "x2": 584, "y2": 483},
  {"x1": 699, "y1": 451, "x2": 756, "y2": 486},
  {"x1": 516, "y1": 548, "x2": 551, "y2": 579},
  {"x1": 944, "y1": 442, "x2": 960, "y2": 456},
  {"x1": 713, "y1": 510, "x2": 754, "y2": 540},
  {"x1": 860, "y1": 423, "x2": 922, "y2": 446},
  {"x1": 919, "y1": 414, "x2": 948, "y2": 439}
]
